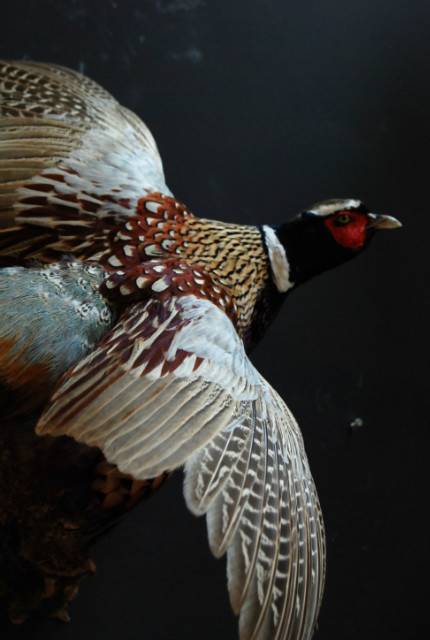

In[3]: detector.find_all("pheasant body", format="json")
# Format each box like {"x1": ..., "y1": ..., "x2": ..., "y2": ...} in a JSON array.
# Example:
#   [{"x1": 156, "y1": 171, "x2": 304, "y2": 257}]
[{"x1": 0, "y1": 60, "x2": 400, "y2": 638}]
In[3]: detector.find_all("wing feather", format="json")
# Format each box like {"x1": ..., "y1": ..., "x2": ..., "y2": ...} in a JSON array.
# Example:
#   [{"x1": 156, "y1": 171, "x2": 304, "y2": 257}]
[
  {"x1": 0, "y1": 59, "x2": 170, "y2": 254},
  {"x1": 36, "y1": 294, "x2": 324, "y2": 640},
  {"x1": 37, "y1": 296, "x2": 258, "y2": 475},
  {"x1": 184, "y1": 409, "x2": 254, "y2": 516},
  {"x1": 185, "y1": 379, "x2": 325, "y2": 640}
]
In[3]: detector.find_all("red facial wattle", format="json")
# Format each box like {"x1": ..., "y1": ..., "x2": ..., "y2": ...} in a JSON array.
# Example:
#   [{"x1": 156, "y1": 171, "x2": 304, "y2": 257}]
[{"x1": 324, "y1": 211, "x2": 368, "y2": 249}]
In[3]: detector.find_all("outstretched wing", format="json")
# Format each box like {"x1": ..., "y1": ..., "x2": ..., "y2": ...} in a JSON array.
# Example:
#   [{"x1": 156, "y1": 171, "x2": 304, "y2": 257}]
[
  {"x1": 37, "y1": 294, "x2": 325, "y2": 640},
  {"x1": 0, "y1": 59, "x2": 170, "y2": 258}
]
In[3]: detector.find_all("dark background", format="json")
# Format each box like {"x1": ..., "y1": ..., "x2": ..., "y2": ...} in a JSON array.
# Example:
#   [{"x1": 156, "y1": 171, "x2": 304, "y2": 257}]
[{"x1": 0, "y1": 1, "x2": 429, "y2": 639}]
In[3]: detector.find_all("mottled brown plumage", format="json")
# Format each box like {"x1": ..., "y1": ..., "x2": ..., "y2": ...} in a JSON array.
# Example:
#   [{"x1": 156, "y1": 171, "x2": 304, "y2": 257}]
[{"x1": 0, "y1": 418, "x2": 169, "y2": 623}]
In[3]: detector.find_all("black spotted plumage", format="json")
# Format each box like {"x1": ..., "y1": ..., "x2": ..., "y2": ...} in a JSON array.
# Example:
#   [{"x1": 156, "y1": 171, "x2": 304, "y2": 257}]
[{"x1": 0, "y1": 60, "x2": 400, "y2": 637}]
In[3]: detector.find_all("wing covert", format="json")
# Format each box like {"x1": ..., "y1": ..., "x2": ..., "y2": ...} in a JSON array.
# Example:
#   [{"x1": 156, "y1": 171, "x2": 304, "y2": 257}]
[
  {"x1": 36, "y1": 293, "x2": 325, "y2": 640},
  {"x1": 0, "y1": 59, "x2": 170, "y2": 256}
]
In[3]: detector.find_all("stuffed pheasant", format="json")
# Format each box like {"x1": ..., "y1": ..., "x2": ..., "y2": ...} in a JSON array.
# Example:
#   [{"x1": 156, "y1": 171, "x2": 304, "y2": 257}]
[{"x1": 0, "y1": 60, "x2": 400, "y2": 638}]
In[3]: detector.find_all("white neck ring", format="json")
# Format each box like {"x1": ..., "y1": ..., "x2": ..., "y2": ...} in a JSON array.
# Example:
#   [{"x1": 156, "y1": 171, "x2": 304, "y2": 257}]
[{"x1": 262, "y1": 225, "x2": 293, "y2": 293}]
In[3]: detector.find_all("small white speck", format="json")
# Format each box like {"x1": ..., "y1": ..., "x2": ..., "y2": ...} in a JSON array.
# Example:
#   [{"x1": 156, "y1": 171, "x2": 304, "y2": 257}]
[
  {"x1": 162, "y1": 239, "x2": 175, "y2": 250},
  {"x1": 136, "y1": 277, "x2": 148, "y2": 289},
  {"x1": 124, "y1": 245, "x2": 135, "y2": 257},
  {"x1": 120, "y1": 285, "x2": 133, "y2": 296},
  {"x1": 152, "y1": 278, "x2": 169, "y2": 292},
  {"x1": 145, "y1": 244, "x2": 163, "y2": 257},
  {"x1": 116, "y1": 231, "x2": 131, "y2": 241},
  {"x1": 145, "y1": 201, "x2": 160, "y2": 214},
  {"x1": 108, "y1": 255, "x2": 123, "y2": 267}
]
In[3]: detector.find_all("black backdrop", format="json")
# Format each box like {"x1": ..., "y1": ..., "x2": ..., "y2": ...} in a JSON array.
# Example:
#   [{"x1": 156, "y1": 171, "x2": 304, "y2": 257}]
[{"x1": 0, "y1": 1, "x2": 429, "y2": 639}]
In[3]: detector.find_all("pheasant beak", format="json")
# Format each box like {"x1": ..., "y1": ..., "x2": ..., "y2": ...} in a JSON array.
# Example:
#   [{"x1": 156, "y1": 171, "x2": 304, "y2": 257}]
[{"x1": 367, "y1": 213, "x2": 402, "y2": 230}]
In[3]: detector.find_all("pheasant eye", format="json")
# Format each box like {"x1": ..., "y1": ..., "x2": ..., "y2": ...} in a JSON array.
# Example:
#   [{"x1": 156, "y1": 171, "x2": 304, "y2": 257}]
[{"x1": 336, "y1": 213, "x2": 351, "y2": 225}]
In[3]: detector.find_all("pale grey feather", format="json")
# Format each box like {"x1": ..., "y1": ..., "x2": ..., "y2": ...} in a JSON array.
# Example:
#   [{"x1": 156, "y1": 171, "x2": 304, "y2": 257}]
[{"x1": 185, "y1": 380, "x2": 325, "y2": 640}]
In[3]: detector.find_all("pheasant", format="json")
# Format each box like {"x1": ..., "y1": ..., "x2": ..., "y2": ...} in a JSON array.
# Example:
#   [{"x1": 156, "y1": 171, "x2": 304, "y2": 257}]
[{"x1": 0, "y1": 60, "x2": 400, "y2": 638}]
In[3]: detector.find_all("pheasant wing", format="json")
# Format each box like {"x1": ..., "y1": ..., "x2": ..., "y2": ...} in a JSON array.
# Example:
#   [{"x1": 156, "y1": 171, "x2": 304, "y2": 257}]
[
  {"x1": 0, "y1": 59, "x2": 170, "y2": 257},
  {"x1": 36, "y1": 294, "x2": 325, "y2": 640}
]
